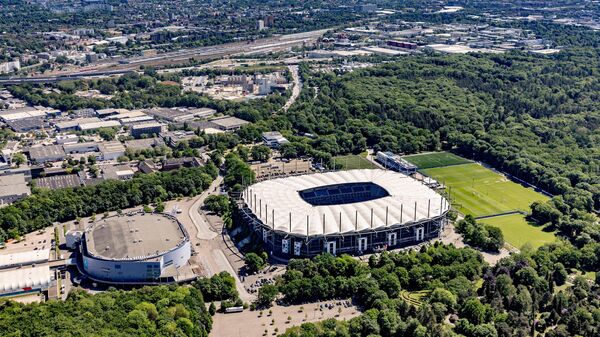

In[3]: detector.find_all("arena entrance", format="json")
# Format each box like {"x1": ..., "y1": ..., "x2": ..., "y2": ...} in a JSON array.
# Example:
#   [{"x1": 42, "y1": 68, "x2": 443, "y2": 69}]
[{"x1": 325, "y1": 241, "x2": 336, "y2": 255}]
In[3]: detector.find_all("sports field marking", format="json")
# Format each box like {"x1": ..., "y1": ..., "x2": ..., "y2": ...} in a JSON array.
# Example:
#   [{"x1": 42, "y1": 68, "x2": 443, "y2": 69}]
[
  {"x1": 422, "y1": 163, "x2": 548, "y2": 217},
  {"x1": 479, "y1": 213, "x2": 556, "y2": 250},
  {"x1": 333, "y1": 154, "x2": 376, "y2": 170},
  {"x1": 403, "y1": 152, "x2": 472, "y2": 169}
]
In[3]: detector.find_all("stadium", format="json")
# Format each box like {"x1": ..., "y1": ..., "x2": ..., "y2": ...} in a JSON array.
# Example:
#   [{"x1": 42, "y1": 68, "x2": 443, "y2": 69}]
[
  {"x1": 240, "y1": 169, "x2": 450, "y2": 259},
  {"x1": 78, "y1": 212, "x2": 192, "y2": 283}
]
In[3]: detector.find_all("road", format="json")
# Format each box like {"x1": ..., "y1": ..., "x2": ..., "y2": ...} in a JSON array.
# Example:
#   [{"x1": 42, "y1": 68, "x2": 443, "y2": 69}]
[
  {"x1": 0, "y1": 29, "x2": 329, "y2": 85},
  {"x1": 189, "y1": 175, "x2": 223, "y2": 240},
  {"x1": 280, "y1": 65, "x2": 301, "y2": 113},
  {"x1": 170, "y1": 174, "x2": 253, "y2": 302}
]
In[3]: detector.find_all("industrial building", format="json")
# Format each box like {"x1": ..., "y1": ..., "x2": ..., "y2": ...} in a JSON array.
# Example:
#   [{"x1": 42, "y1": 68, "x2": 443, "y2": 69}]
[
  {"x1": 72, "y1": 212, "x2": 192, "y2": 283},
  {"x1": 0, "y1": 249, "x2": 50, "y2": 270},
  {"x1": 98, "y1": 141, "x2": 126, "y2": 161},
  {"x1": 28, "y1": 145, "x2": 66, "y2": 163},
  {"x1": 101, "y1": 164, "x2": 135, "y2": 180},
  {"x1": 207, "y1": 116, "x2": 249, "y2": 131},
  {"x1": 0, "y1": 174, "x2": 31, "y2": 205},
  {"x1": 144, "y1": 107, "x2": 216, "y2": 122},
  {"x1": 0, "y1": 266, "x2": 51, "y2": 298},
  {"x1": 35, "y1": 174, "x2": 82, "y2": 189},
  {"x1": 130, "y1": 122, "x2": 163, "y2": 138},
  {"x1": 240, "y1": 169, "x2": 449, "y2": 259}
]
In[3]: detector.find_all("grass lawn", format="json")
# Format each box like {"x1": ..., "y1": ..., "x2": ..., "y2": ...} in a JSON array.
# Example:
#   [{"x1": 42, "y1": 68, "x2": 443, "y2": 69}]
[
  {"x1": 403, "y1": 151, "x2": 472, "y2": 169},
  {"x1": 480, "y1": 214, "x2": 556, "y2": 250},
  {"x1": 422, "y1": 163, "x2": 548, "y2": 217},
  {"x1": 333, "y1": 154, "x2": 376, "y2": 170},
  {"x1": 399, "y1": 290, "x2": 430, "y2": 307}
]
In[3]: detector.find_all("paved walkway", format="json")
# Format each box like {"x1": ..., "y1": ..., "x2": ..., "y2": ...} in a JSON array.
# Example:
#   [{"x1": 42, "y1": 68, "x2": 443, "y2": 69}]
[
  {"x1": 189, "y1": 175, "x2": 223, "y2": 240},
  {"x1": 439, "y1": 222, "x2": 511, "y2": 266}
]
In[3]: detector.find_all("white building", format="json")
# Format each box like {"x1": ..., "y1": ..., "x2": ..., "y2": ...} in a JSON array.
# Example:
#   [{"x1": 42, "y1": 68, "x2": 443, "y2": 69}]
[
  {"x1": 98, "y1": 141, "x2": 125, "y2": 161},
  {"x1": 0, "y1": 266, "x2": 51, "y2": 296},
  {"x1": 262, "y1": 131, "x2": 289, "y2": 148},
  {"x1": 0, "y1": 60, "x2": 21, "y2": 74}
]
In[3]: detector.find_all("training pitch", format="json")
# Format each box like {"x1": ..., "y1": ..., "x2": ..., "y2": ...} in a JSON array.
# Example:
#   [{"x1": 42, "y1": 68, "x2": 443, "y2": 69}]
[
  {"x1": 480, "y1": 214, "x2": 555, "y2": 249},
  {"x1": 422, "y1": 163, "x2": 548, "y2": 217},
  {"x1": 403, "y1": 152, "x2": 471, "y2": 169},
  {"x1": 333, "y1": 154, "x2": 376, "y2": 170}
]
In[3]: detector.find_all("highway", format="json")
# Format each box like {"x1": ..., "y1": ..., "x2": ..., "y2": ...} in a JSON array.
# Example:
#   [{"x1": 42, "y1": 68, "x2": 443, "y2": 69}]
[{"x1": 0, "y1": 29, "x2": 329, "y2": 85}]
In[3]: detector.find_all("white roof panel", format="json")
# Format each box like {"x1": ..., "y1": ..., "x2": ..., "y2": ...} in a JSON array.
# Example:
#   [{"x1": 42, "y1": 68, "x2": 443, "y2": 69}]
[
  {"x1": 0, "y1": 249, "x2": 50, "y2": 268},
  {"x1": 243, "y1": 169, "x2": 449, "y2": 236},
  {"x1": 0, "y1": 265, "x2": 51, "y2": 293}
]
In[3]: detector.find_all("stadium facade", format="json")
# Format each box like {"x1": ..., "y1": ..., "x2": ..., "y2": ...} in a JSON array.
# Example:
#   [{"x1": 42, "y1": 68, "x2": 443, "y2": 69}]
[
  {"x1": 239, "y1": 169, "x2": 449, "y2": 259},
  {"x1": 78, "y1": 212, "x2": 191, "y2": 283}
]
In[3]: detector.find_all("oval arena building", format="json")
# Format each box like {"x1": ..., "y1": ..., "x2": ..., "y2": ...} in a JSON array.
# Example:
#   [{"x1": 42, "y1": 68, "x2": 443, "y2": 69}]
[
  {"x1": 79, "y1": 212, "x2": 191, "y2": 283},
  {"x1": 240, "y1": 169, "x2": 450, "y2": 259}
]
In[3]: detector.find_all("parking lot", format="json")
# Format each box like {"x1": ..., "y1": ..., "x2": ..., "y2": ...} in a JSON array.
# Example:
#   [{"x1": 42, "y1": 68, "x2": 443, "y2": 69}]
[{"x1": 210, "y1": 299, "x2": 360, "y2": 337}]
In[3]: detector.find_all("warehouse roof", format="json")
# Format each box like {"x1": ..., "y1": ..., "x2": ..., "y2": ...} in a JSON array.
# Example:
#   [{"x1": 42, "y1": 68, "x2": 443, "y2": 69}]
[
  {"x1": 243, "y1": 169, "x2": 449, "y2": 236},
  {"x1": 0, "y1": 265, "x2": 51, "y2": 293},
  {"x1": 0, "y1": 249, "x2": 50, "y2": 268},
  {"x1": 98, "y1": 141, "x2": 125, "y2": 154},
  {"x1": 35, "y1": 174, "x2": 81, "y2": 189},
  {"x1": 0, "y1": 174, "x2": 31, "y2": 199},
  {"x1": 85, "y1": 213, "x2": 187, "y2": 260},
  {"x1": 28, "y1": 145, "x2": 65, "y2": 161},
  {"x1": 209, "y1": 116, "x2": 249, "y2": 130},
  {"x1": 78, "y1": 120, "x2": 121, "y2": 131}
]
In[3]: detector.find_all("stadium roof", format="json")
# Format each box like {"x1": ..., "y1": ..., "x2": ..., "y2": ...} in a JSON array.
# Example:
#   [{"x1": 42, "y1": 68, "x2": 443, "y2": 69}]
[
  {"x1": 85, "y1": 213, "x2": 187, "y2": 261},
  {"x1": 243, "y1": 169, "x2": 449, "y2": 236}
]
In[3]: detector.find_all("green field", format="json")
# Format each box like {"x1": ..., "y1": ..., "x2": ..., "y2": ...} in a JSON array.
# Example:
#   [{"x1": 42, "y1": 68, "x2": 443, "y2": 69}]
[
  {"x1": 480, "y1": 214, "x2": 556, "y2": 249},
  {"x1": 333, "y1": 154, "x2": 376, "y2": 170},
  {"x1": 403, "y1": 152, "x2": 472, "y2": 169},
  {"x1": 422, "y1": 163, "x2": 548, "y2": 217}
]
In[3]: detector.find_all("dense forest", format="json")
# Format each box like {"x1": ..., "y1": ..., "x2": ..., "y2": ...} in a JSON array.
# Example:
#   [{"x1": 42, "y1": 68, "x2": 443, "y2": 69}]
[
  {"x1": 0, "y1": 286, "x2": 212, "y2": 337},
  {"x1": 256, "y1": 50, "x2": 600, "y2": 250},
  {"x1": 277, "y1": 243, "x2": 600, "y2": 337},
  {"x1": 0, "y1": 164, "x2": 218, "y2": 241}
]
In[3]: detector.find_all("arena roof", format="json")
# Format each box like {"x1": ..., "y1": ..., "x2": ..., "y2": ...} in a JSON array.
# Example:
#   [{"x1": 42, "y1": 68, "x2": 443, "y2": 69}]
[
  {"x1": 243, "y1": 169, "x2": 449, "y2": 236},
  {"x1": 85, "y1": 213, "x2": 187, "y2": 261}
]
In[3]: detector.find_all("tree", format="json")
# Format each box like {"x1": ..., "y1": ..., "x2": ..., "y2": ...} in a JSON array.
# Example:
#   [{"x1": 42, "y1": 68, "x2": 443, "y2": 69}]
[
  {"x1": 98, "y1": 127, "x2": 117, "y2": 141},
  {"x1": 461, "y1": 298, "x2": 487, "y2": 325},
  {"x1": 245, "y1": 252, "x2": 266, "y2": 274},
  {"x1": 8, "y1": 152, "x2": 25, "y2": 168},
  {"x1": 552, "y1": 263, "x2": 568, "y2": 286},
  {"x1": 256, "y1": 284, "x2": 278, "y2": 308},
  {"x1": 251, "y1": 145, "x2": 271, "y2": 162},
  {"x1": 203, "y1": 195, "x2": 230, "y2": 215}
]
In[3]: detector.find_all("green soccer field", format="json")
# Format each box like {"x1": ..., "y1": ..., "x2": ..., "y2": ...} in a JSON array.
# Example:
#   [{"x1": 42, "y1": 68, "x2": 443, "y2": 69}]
[
  {"x1": 403, "y1": 152, "x2": 472, "y2": 169},
  {"x1": 422, "y1": 163, "x2": 549, "y2": 217},
  {"x1": 480, "y1": 214, "x2": 556, "y2": 250},
  {"x1": 333, "y1": 154, "x2": 377, "y2": 170}
]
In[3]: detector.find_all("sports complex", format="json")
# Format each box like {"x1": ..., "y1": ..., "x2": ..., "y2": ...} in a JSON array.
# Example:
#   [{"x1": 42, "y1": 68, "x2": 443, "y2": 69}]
[
  {"x1": 76, "y1": 212, "x2": 192, "y2": 283},
  {"x1": 239, "y1": 169, "x2": 450, "y2": 258},
  {"x1": 403, "y1": 152, "x2": 554, "y2": 249}
]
